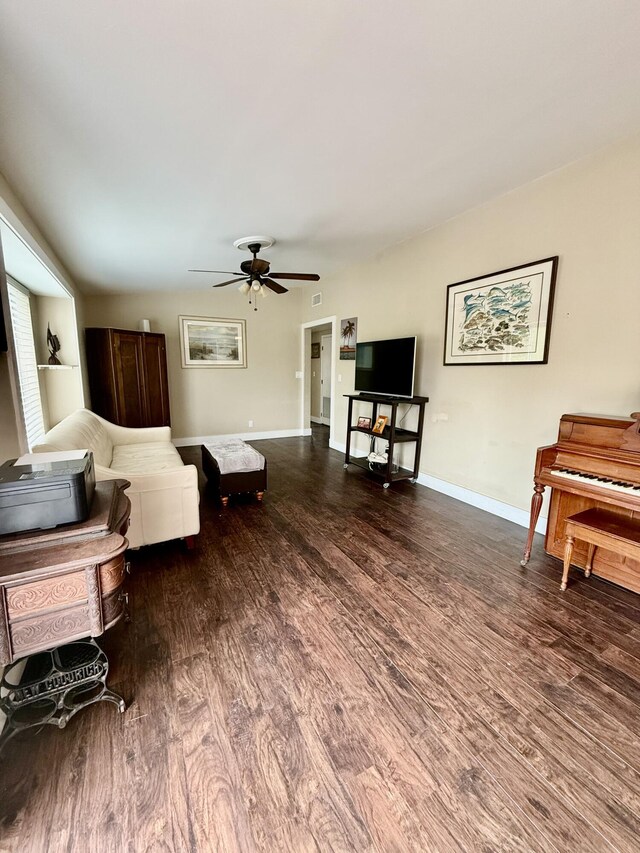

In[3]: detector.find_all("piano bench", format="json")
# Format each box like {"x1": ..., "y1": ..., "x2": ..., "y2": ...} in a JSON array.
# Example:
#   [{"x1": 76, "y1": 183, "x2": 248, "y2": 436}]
[{"x1": 562, "y1": 508, "x2": 640, "y2": 591}]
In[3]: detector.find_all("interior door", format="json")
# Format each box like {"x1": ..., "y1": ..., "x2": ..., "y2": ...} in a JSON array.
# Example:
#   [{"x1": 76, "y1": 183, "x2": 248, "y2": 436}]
[
  {"x1": 113, "y1": 331, "x2": 147, "y2": 428},
  {"x1": 143, "y1": 333, "x2": 171, "y2": 427},
  {"x1": 320, "y1": 334, "x2": 332, "y2": 425}
]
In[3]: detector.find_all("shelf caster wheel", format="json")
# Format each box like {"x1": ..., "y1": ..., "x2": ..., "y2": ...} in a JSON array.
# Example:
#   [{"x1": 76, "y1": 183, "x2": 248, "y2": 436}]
[
  {"x1": 383, "y1": 482, "x2": 390, "y2": 489},
  {"x1": 409, "y1": 478, "x2": 417, "y2": 484},
  {"x1": 343, "y1": 463, "x2": 349, "y2": 469}
]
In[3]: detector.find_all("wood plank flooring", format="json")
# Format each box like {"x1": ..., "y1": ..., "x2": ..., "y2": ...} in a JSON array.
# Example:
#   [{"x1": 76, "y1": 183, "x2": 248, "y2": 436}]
[{"x1": 3, "y1": 424, "x2": 640, "y2": 851}]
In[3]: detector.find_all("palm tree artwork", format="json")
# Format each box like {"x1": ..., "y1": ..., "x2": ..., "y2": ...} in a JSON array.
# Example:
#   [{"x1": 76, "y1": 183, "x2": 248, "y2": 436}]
[{"x1": 340, "y1": 317, "x2": 357, "y2": 360}]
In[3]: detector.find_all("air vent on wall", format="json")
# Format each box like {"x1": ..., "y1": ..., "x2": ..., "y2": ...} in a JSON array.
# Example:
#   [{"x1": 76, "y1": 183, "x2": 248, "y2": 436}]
[{"x1": 311, "y1": 292, "x2": 322, "y2": 307}]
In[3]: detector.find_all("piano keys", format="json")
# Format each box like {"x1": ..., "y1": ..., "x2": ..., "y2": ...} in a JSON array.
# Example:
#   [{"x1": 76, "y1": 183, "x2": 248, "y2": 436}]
[{"x1": 522, "y1": 412, "x2": 640, "y2": 594}]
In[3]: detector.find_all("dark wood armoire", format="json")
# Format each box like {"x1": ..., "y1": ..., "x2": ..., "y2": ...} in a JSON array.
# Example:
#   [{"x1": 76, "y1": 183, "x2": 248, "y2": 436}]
[{"x1": 85, "y1": 327, "x2": 171, "y2": 428}]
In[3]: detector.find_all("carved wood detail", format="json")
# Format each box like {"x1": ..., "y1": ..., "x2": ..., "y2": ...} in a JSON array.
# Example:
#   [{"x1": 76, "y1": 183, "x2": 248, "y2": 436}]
[
  {"x1": 99, "y1": 558, "x2": 125, "y2": 595},
  {"x1": 102, "y1": 589, "x2": 125, "y2": 628},
  {"x1": 10, "y1": 607, "x2": 89, "y2": 656},
  {"x1": 0, "y1": 587, "x2": 10, "y2": 664},
  {"x1": 85, "y1": 565, "x2": 103, "y2": 636},
  {"x1": 6, "y1": 573, "x2": 86, "y2": 616}
]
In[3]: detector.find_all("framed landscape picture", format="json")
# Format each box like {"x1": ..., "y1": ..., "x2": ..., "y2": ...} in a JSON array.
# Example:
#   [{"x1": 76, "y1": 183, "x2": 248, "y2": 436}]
[
  {"x1": 179, "y1": 316, "x2": 247, "y2": 368},
  {"x1": 340, "y1": 317, "x2": 357, "y2": 360},
  {"x1": 443, "y1": 257, "x2": 558, "y2": 365}
]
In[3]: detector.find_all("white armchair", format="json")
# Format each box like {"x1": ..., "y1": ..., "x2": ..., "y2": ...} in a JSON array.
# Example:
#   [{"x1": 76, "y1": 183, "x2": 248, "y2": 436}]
[{"x1": 33, "y1": 409, "x2": 200, "y2": 548}]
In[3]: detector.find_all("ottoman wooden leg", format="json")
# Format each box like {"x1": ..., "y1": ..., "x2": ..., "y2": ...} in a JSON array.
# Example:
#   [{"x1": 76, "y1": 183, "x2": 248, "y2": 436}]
[
  {"x1": 256, "y1": 491, "x2": 264, "y2": 502},
  {"x1": 221, "y1": 496, "x2": 229, "y2": 508},
  {"x1": 561, "y1": 535, "x2": 574, "y2": 591}
]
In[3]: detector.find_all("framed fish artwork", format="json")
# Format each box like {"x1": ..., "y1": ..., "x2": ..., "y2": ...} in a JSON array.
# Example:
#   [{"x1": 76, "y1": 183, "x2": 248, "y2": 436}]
[{"x1": 443, "y1": 257, "x2": 558, "y2": 365}]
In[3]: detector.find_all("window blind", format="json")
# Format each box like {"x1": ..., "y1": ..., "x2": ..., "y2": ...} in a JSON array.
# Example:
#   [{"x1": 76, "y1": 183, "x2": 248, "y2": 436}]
[{"x1": 7, "y1": 280, "x2": 46, "y2": 450}]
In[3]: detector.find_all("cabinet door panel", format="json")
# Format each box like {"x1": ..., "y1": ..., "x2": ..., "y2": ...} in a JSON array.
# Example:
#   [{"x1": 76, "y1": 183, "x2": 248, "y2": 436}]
[
  {"x1": 113, "y1": 332, "x2": 146, "y2": 428},
  {"x1": 85, "y1": 328, "x2": 119, "y2": 423},
  {"x1": 143, "y1": 334, "x2": 171, "y2": 426}
]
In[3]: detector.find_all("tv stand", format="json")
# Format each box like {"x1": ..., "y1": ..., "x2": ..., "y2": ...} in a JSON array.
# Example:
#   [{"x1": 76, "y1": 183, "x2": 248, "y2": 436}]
[{"x1": 343, "y1": 393, "x2": 429, "y2": 489}]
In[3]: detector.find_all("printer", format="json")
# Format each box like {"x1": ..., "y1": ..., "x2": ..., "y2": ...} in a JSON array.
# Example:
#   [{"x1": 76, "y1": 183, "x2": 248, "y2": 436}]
[{"x1": 0, "y1": 450, "x2": 95, "y2": 536}]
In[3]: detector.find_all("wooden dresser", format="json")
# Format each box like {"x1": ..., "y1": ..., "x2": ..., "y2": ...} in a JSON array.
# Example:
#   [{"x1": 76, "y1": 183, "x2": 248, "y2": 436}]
[
  {"x1": 0, "y1": 479, "x2": 131, "y2": 666},
  {"x1": 85, "y1": 327, "x2": 171, "y2": 428}
]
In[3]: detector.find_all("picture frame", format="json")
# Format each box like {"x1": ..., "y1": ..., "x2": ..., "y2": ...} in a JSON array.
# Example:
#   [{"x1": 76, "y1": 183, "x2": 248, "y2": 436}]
[
  {"x1": 443, "y1": 256, "x2": 558, "y2": 365},
  {"x1": 340, "y1": 317, "x2": 357, "y2": 360},
  {"x1": 179, "y1": 316, "x2": 247, "y2": 368},
  {"x1": 311, "y1": 342, "x2": 320, "y2": 359},
  {"x1": 371, "y1": 415, "x2": 388, "y2": 435},
  {"x1": 357, "y1": 416, "x2": 372, "y2": 430}
]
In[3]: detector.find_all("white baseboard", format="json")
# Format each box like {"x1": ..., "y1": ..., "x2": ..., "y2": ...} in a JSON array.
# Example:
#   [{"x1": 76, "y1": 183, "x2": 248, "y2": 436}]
[
  {"x1": 330, "y1": 440, "x2": 544, "y2": 534},
  {"x1": 416, "y1": 472, "x2": 546, "y2": 534},
  {"x1": 330, "y1": 439, "x2": 367, "y2": 458},
  {"x1": 310, "y1": 416, "x2": 323, "y2": 425},
  {"x1": 174, "y1": 428, "x2": 310, "y2": 447}
]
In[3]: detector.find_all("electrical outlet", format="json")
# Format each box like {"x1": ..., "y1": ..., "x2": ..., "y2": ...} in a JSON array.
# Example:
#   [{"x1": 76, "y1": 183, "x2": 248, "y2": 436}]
[{"x1": 248, "y1": 420, "x2": 253, "y2": 428}]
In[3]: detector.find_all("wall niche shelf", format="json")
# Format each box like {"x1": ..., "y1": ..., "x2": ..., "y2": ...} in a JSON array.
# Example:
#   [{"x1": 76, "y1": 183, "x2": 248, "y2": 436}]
[
  {"x1": 343, "y1": 393, "x2": 429, "y2": 489},
  {"x1": 37, "y1": 364, "x2": 78, "y2": 370}
]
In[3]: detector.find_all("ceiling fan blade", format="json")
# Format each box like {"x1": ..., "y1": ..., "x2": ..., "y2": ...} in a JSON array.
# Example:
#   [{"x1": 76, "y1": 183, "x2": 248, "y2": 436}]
[
  {"x1": 264, "y1": 279, "x2": 288, "y2": 295},
  {"x1": 189, "y1": 269, "x2": 243, "y2": 274},
  {"x1": 213, "y1": 277, "x2": 248, "y2": 288},
  {"x1": 267, "y1": 272, "x2": 320, "y2": 281}
]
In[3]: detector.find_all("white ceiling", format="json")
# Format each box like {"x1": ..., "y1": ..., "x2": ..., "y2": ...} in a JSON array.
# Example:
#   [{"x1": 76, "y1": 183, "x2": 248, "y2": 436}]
[{"x1": 1, "y1": 1, "x2": 640, "y2": 294}]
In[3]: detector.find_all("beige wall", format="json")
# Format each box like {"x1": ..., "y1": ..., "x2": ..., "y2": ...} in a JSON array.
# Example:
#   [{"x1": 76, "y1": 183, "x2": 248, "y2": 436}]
[
  {"x1": 0, "y1": 353, "x2": 20, "y2": 459},
  {"x1": 302, "y1": 133, "x2": 640, "y2": 513},
  {"x1": 83, "y1": 288, "x2": 305, "y2": 439}
]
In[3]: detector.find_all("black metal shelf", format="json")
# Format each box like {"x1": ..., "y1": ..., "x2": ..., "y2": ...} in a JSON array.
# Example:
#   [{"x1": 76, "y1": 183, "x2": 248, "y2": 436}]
[
  {"x1": 347, "y1": 456, "x2": 416, "y2": 481},
  {"x1": 349, "y1": 425, "x2": 419, "y2": 443},
  {"x1": 343, "y1": 392, "x2": 429, "y2": 489}
]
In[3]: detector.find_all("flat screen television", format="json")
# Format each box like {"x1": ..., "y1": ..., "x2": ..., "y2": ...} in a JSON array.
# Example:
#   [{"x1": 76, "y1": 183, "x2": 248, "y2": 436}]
[{"x1": 355, "y1": 336, "x2": 416, "y2": 398}]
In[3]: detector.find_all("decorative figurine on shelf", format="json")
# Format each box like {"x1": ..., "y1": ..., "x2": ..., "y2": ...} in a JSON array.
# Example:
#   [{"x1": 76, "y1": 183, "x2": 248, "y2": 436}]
[{"x1": 47, "y1": 323, "x2": 61, "y2": 365}]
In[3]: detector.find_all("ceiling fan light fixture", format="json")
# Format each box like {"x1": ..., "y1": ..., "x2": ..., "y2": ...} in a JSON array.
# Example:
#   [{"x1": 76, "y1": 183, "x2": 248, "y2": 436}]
[
  {"x1": 251, "y1": 279, "x2": 261, "y2": 291},
  {"x1": 260, "y1": 285, "x2": 267, "y2": 298},
  {"x1": 238, "y1": 281, "x2": 250, "y2": 295}
]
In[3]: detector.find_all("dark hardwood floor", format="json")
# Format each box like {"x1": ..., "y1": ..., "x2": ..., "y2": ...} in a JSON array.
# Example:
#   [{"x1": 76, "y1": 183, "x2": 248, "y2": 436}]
[{"x1": 3, "y1": 423, "x2": 640, "y2": 851}]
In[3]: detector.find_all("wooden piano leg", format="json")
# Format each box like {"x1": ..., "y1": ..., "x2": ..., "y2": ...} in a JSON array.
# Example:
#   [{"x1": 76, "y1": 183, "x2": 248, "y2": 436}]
[
  {"x1": 585, "y1": 543, "x2": 596, "y2": 578},
  {"x1": 561, "y1": 535, "x2": 574, "y2": 591},
  {"x1": 521, "y1": 484, "x2": 545, "y2": 567}
]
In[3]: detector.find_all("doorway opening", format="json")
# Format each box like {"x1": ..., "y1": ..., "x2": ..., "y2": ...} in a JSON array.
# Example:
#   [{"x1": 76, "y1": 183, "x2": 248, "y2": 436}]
[{"x1": 300, "y1": 316, "x2": 337, "y2": 448}]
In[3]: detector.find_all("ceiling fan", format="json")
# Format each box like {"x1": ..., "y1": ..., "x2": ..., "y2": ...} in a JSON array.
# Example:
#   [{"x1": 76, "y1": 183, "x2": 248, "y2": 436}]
[{"x1": 189, "y1": 236, "x2": 319, "y2": 309}]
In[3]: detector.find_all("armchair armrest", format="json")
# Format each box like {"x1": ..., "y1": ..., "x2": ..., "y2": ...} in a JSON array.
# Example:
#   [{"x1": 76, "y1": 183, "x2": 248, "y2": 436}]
[
  {"x1": 95, "y1": 463, "x2": 200, "y2": 548},
  {"x1": 95, "y1": 463, "x2": 198, "y2": 491}
]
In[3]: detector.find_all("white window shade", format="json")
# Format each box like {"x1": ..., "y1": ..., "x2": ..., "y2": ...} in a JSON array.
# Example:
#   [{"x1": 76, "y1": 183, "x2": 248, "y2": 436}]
[{"x1": 7, "y1": 281, "x2": 46, "y2": 450}]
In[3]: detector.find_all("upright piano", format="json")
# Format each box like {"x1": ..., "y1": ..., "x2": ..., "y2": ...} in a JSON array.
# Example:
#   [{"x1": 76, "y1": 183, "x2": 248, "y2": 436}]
[{"x1": 522, "y1": 412, "x2": 640, "y2": 594}]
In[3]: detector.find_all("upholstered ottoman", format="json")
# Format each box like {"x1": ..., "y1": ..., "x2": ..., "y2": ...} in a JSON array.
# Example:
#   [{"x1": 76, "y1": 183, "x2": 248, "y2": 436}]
[{"x1": 201, "y1": 440, "x2": 267, "y2": 507}]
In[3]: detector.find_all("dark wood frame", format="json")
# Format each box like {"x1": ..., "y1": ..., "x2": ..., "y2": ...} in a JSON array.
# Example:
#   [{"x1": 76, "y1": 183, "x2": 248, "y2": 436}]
[
  {"x1": 311, "y1": 342, "x2": 320, "y2": 359},
  {"x1": 443, "y1": 256, "x2": 558, "y2": 366}
]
